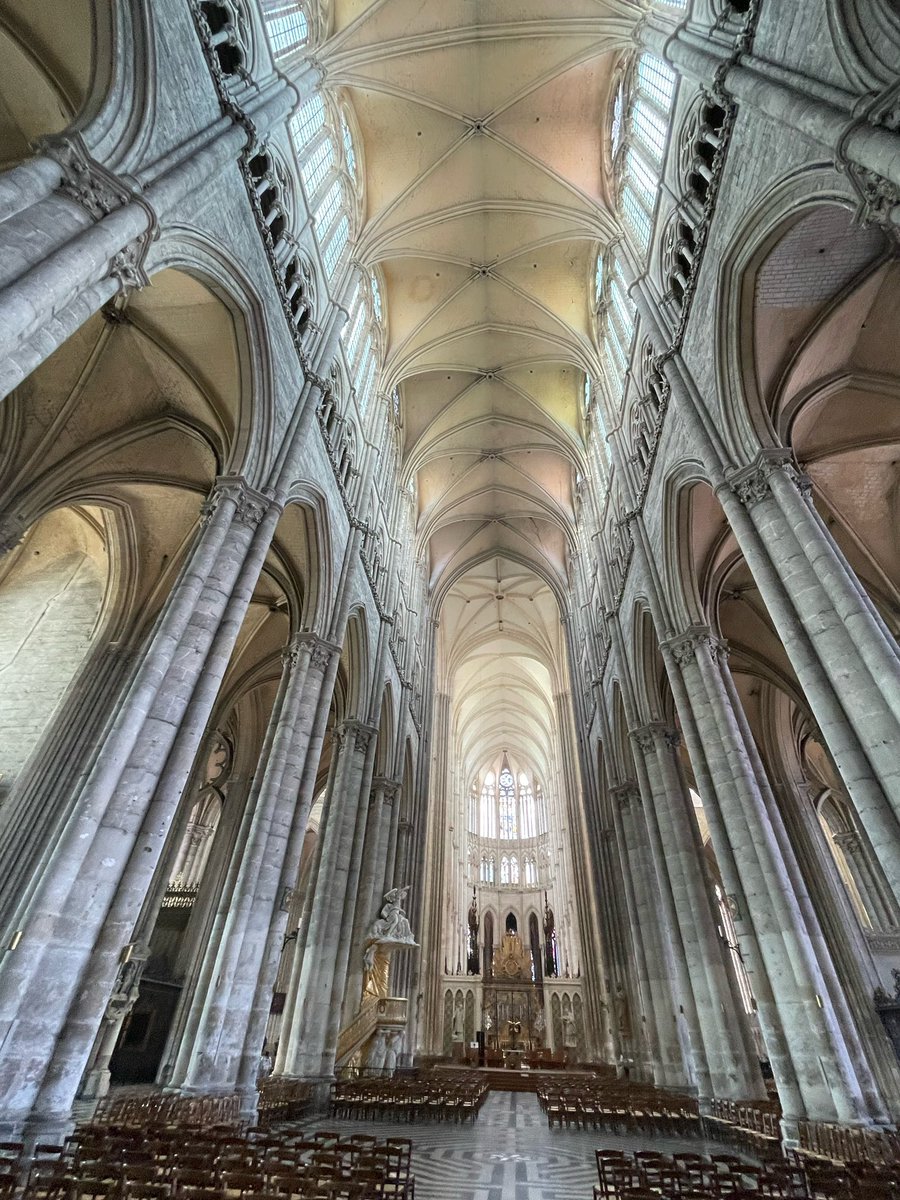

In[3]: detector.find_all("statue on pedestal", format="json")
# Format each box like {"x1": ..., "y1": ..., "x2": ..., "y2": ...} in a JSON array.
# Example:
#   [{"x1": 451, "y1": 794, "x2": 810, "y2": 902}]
[{"x1": 363, "y1": 886, "x2": 418, "y2": 999}]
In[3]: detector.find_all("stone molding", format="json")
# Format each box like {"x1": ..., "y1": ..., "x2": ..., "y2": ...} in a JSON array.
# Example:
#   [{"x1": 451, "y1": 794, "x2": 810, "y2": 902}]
[{"x1": 866, "y1": 932, "x2": 900, "y2": 954}]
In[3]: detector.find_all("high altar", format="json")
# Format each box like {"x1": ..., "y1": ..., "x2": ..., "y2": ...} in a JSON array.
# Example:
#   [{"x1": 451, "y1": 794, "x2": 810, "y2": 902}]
[{"x1": 482, "y1": 932, "x2": 544, "y2": 1055}]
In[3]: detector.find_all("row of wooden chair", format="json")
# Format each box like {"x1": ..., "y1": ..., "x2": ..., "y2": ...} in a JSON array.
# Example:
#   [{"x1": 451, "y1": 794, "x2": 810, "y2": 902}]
[
  {"x1": 257, "y1": 1081, "x2": 314, "y2": 1127},
  {"x1": 94, "y1": 1095, "x2": 243, "y2": 1130},
  {"x1": 538, "y1": 1080, "x2": 701, "y2": 1138},
  {"x1": 797, "y1": 1121, "x2": 900, "y2": 1169},
  {"x1": 13, "y1": 1122, "x2": 414, "y2": 1200},
  {"x1": 594, "y1": 1147, "x2": 900, "y2": 1200},
  {"x1": 330, "y1": 1074, "x2": 487, "y2": 1124},
  {"x1": 594, "y1": 1149, "x2": 808, "y2": 1200}
]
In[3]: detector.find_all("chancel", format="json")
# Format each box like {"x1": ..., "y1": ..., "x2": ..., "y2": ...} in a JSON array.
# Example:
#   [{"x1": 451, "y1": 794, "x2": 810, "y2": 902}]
[{"x1": 1, "y1": 0, "x2": 900, "y2": 1195}]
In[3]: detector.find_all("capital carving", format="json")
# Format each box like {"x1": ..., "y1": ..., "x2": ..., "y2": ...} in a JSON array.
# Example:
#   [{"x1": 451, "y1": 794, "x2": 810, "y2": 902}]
[
  {"x1": 629, "y1": 724, "x2": 660, "y2": 754},
  {"x1": 309, "y1": 640, "x2": 335, "y2": 671},
  {"x1": 666, "y1": 626, "x2": 728, "y2": 666},
  {"x1": 729, "y1": 450, "x2": 811, "y2": 511},
  {"x1": 41, "y1": 132, "x2": 133, "y2": 219},
  {"x1": 283, "y1": 632, "x2": 337, "y2": 672},
  {"x1": 667, "y1": 633, "x2": 697, "y2": 666},
  {"x1": 374, "y1": 777, "x2": 401, "y2": 804},
  {"x1": 0, "y1": 511, "x2": 27, "y2": 556},
  {"x1": 200, "y1": 476, "x2": 272, "y2": 529},
  {"x1": 730, "y1": 463, "x2": 772, "y2": 510},
  {"x1": 834, "y1": 831, "x2": 861, "y2": 856},
  {"x1": 611, "y1": 782, "x2": 641, "y2": 812},
  {"x1": 336, "y1": 719, "x2": 377, "y2": 754},
  {"x1": 282, "y1": 633, "x2": 310, "y2": 668},
  {"x1": 109, "y1": 235, "x2": 153, "y2": 294}
]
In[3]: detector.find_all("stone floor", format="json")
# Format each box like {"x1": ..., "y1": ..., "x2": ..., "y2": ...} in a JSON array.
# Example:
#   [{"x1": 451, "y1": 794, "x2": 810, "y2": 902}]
[{"x1": 298, "y1": 1090, "x2": 724, "y2": 1200}]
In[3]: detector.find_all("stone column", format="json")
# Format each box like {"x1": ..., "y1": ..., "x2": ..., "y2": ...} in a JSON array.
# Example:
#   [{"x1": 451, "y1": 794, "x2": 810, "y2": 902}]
[
  {"x1": 728, "y1": 453, "x2": 900, "y2": 890},
  {"x1": 0, "y1": 81, "x2": 299, "y2": 401},
  {"x1": 628, "y1": 729, "x2": 708, "y2": 1097},
  {"x1": 619, "y1": 782, "x2": 686, "y2": 1094},
  {"x1": 379, "y1": 782, "x2": 403, "y2": 902},
  {"x1": 634, "y1": 722, "x2": 765, "y2": 1101},
  {"x1": 234, "y1": 638, "x2": 342, "y2": 1105},
  {"x1": 835, "y1": 832, "x2": 897, "y2": 933},
  {"x1": 170, "y1": 633, "x2": 335, "y2": 1095},
  {"x1": 32, "y1": 486, "x2": 284, "y2": 1132},
  {"x1": 343, "y1": 779, "x2": 401, "y2": 1012},
  {"x1": 671, "y1": 628, "x2": 870, "y2": 1127},
  {"x1": 322, "y1": 726, "x2": 382, "y2": 1071},
  {"x1": 278, "y1": 719, "x2": 376, "y2": 1082},
  {"x1": 76, "y1": 942, "x2": 151, "y2": 1106},
  {"x1": 626, "y1": 271, "x2": 900, "y2": 952},
  {"x1": 610, "y1": 784, "x2": 668, "y2": 1084},
  {"x1": 0, "y1": 476, "x2": 277, "y2": 1133}
]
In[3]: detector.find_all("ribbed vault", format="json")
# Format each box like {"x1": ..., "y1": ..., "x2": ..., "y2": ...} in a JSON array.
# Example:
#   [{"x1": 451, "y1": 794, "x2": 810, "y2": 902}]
[{"x1": 320, "y1": 0, "x2": 633, "y2": 592}]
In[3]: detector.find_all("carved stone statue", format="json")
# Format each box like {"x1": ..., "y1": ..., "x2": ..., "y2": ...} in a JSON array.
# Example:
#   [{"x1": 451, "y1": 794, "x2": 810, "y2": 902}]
[
  {"x1": 452, "y1": 1001, "x2": 465, "y2": 1042},
  {"x1": 371, "y1": 886, "x2": 416, "y2": 944},
  {"x1": 367, "y1": 1029, "x2": 387, "y2": 1072},
  {"x1": 362, "y1": 886, "x2": 418, "y2": 999},
  {"x1": 384, "y1": 1029, "x2": 402, "y2": 1073},
  {"x1": 562, "y1": 1013, "x2": 577, "y2": 1048}
]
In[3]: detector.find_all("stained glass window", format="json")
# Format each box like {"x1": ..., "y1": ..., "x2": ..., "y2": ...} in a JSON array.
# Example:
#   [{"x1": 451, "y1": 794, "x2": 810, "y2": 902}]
[
  {"x1": 480, "y1": 772, "x2": 497, "y2": 839},
  {"x1": 315, "y1": 178, "x2": 342, "y2": 241},
  {"x1": 498, "y1": 767, "x2": 518, "y2": 839},
  {"x1": 302, "y1": 137, "x2": 334, "y2": 202},
  {"x1": 500, "y1": 856, "x2": 510, "y2": 885},
  {"x1": 291, "y1": 94, "x2": 325, "y2": 150},
  {"x1": 263, "y1": 0, "x2": 309, "y2": 58},
  {"x1": 611, "y1": 82, "x2": 624, "y2": 159},
  {"x1": 322, "y1": 215, "x2": 349, "y2": 277},
  {"x1": 636, "y1": 53, "x2": 676, "y2": 111},
  {"x1": 632, "y1": 100, "x2": 668, "y2": 166}
]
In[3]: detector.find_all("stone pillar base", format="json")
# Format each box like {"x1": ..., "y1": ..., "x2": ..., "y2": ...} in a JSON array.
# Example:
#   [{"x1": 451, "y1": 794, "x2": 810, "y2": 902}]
[
  {"x1": 277, "y1": 1074, "x2": 335, "y2": 1114},
  {"x1": 779, "y1": 1116, "x2": 801, "y2": 1149},
  {"x1": 19, "y1": 1111, "x2": 77, "y2": 1151}
]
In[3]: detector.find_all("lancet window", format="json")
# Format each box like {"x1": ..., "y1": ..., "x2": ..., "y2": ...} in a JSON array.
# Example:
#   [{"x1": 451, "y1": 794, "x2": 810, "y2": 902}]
[
  {"x1": 261, "y1": 0, "x2": 309, "y2": 60},
  {"x1": 610, "y1": 53, "x2": 678, "y2": 257},
  {"x1": 340, "y1": 270, "x2": 384, "y2": 420},
  {"x1": 595, "y1": 247, "x2": 635, "y2": 411},
  {"x1": 289, "y1": 91, "x2": 359, "y2": 279}
]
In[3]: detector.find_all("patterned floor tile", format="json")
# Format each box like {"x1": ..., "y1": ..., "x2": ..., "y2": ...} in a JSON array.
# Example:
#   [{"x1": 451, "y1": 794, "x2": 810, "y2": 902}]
[{"x1": 293, "y1": 1090, "x2": 723, "y2": 1199}]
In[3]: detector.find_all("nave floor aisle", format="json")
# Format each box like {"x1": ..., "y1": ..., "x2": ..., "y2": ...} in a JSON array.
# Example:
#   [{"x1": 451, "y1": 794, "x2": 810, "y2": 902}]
[{"x1": 297, "y1": 1090, "x2": 722, "y2": 1200}]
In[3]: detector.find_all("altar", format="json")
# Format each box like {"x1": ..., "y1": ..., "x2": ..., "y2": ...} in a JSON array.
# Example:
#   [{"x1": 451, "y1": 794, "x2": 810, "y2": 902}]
[{"x1": 481, "y1": 931, "x2": 545, "y2": 1054}]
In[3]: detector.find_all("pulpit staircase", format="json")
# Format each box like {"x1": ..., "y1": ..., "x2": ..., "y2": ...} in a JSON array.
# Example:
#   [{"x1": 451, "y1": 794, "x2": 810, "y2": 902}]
[{"x1": 336, "y1": 997, "x2": 408, "y2": 1068}]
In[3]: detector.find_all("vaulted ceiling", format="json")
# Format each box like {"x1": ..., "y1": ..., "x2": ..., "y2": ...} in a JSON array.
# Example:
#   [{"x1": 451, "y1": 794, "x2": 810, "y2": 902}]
[
  {"x1": 320, "y1": 2, "x2": 636, "y2": 764},
  {"x1": 320, "y1": 0, "x2": 635, "y2": 595}
]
